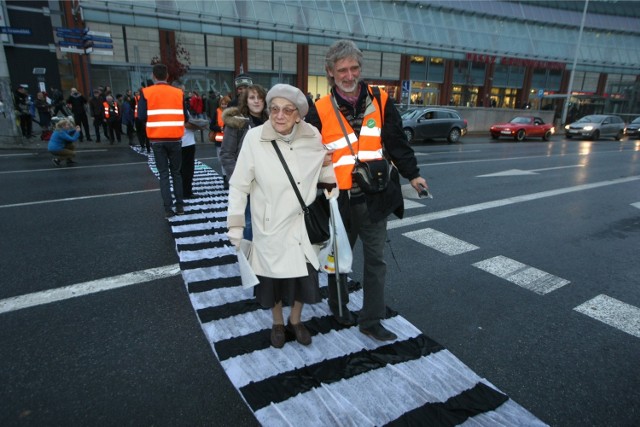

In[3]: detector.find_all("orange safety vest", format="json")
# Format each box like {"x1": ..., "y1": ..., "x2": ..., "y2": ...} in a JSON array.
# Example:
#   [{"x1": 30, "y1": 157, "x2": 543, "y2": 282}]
[
  {"x1": 103, "y1": 101, "x2": 119, "y2": 119},
  {"x1": 142, "y1": 84, "x2": 184, "y2": 140},
  {"x1": 314, "y1": 86, "x2": 386, "y2": 189},
  {"x1": 214, "y1": 106, "x2": 224, "y2": 143}
]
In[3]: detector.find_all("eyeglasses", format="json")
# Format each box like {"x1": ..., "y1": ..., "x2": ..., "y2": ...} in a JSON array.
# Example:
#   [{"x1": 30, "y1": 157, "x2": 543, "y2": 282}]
[{"x1": 270, "y1": 105, "x2": 297, "y2": 117}]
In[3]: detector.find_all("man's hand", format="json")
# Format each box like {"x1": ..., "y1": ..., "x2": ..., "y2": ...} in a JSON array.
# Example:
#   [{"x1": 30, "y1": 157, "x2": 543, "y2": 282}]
[
  {"x1": 410, "y1": 176, "x2": 429, "y2": 195},
  {"x1": 227, "y1": 227, "x2": 244, "y2": 248}
]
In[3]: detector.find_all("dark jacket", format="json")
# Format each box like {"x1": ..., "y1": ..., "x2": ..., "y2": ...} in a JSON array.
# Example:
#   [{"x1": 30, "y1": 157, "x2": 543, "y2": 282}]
[
  {"x1": 306, "y1": 82, "x2": 421, "y2": 222},
  {"x1": 219, "y1": 106, "x2": 251, "y2": 178},
  {"x1": 66, "y1": 93, "x2": 88, "y2": 116}
]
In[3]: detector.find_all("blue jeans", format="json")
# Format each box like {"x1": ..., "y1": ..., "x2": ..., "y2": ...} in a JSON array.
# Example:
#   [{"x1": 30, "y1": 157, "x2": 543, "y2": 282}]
[{"x1": 152, "y1": 141, "x2": 184, "y2": 212}]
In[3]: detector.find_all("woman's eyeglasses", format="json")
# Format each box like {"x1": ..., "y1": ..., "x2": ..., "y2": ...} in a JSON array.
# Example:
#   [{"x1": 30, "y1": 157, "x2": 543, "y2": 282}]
[{"x1": 270, "y1": 106, "x2": 297, "y2": 117}]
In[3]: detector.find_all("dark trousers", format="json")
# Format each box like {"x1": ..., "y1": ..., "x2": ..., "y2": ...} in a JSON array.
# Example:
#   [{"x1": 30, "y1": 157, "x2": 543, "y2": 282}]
[
  {"x1": 73, "y1": 113, "x2": 91, "y2": 141},
  {"x1": 107, "y1": 118, "x2": 121, "y2": 143},
  {"x1": 19, "y1": 113, "x2": 32, "y2": 137},
  {"x1": 135, "y1": 118, "x2": 149, "y2": 152},
  {"x1": 181, "y1": 144, "x2": 195, "y2": 197},
  {"x1": 93, "y1": 117, "x2": 104, "y2": 142},
  {"x1": 328, "y1": 193, "x2": 388, "y2": 329},
  {"x1": 152, "y1": 141, "x2": 184, "y2": 212}
]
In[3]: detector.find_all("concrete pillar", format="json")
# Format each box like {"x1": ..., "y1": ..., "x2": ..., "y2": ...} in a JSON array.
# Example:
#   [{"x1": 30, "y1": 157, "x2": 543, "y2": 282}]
[{"x1": 0, "y1": 37, "x2": 21, "y2": 142}]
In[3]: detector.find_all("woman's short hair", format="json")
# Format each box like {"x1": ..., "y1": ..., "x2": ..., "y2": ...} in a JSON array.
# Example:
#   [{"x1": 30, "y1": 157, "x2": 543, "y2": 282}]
[
  {"x1": 55, "y1": 118, "x2": 73, "y2": 130},
  {"x1": 324, "y1": 39, "x2": 363, "y2": 87}
]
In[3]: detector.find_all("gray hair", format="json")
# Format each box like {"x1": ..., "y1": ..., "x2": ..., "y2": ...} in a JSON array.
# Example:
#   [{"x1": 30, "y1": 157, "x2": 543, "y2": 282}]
[{"x1": 324, "y1": 39, "x2": 364, "y2": 87}]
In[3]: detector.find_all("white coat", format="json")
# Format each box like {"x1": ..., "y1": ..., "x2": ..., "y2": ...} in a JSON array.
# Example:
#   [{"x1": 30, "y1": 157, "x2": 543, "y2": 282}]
[{"x1": 227, "y1": 120, "x2": 336, "y2": 278}]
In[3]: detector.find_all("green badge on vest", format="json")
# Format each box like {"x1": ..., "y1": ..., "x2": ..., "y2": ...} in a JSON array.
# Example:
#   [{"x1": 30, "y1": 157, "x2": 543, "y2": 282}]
[{"x1": 366, "y1": 119, "x2": 376, "y2": 128}]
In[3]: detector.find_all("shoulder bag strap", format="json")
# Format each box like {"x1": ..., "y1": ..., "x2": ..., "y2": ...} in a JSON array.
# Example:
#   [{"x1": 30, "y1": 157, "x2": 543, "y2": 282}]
[
  {"x1": 329, "y1": 95, "x2": 357, "y2": 160},
  {"x1": 270, "y1": 140, "x2": 308, "y2": 212}
]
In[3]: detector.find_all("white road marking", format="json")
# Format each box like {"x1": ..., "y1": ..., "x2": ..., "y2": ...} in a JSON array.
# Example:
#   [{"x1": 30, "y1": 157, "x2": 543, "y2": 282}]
[
  {"x1": 632, "y1": 202, "x2": 640, "y2": 210},
  {"x1": 574, "y1": 294, "x2": 640, "y2": 338},
  {"x1": 0, "y1": 188, "x2": 159, "y2": 209},
  {"x1": 477, "y1": 165, "x2": 584, "y2": 177},
  {"x1": 0, "y1": 264, "x2": 181, "y2": 314},
  {"x1": 472, "y1": 256, "x2": 570, "y2": 295},
  {"x1": 388, "y1": 176, "x2": 640, "y2": 230},
  {"x1": 403, "y1": 228, "x2": 479, "y2": 255}
]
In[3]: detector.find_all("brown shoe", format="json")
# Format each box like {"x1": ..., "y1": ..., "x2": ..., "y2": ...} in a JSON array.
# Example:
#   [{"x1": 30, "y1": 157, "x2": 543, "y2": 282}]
[
  {"x1": 287, "y1": 321, "x2": 311, "y2": 346},
  {"x1": 270, "y1": 324, "x2": 286, "y2": 348}
]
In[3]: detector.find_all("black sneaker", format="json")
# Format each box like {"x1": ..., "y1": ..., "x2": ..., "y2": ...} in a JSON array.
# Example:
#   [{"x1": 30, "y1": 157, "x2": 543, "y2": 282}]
[
  {"x1": 359, "y1": 323, "x2": 397, "y2": 341},
  {"x1": 51, "y1": 158, "x2": 61, "y2": 167},
  {"x1": 175, "y1": 206, "x2": 185, "y2": 215},
  {"x1": 165, "y1": 210, "x2": 175, "y2": 218}
]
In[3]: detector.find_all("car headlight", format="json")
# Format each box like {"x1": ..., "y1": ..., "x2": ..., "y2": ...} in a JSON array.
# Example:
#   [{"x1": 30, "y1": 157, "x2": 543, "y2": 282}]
[
  {"x1": 584, "y1": 125, "x2": 593, "y2": 131},
  {"x1": 564, "y1": 125, "x2": 570, "y2": 130}
]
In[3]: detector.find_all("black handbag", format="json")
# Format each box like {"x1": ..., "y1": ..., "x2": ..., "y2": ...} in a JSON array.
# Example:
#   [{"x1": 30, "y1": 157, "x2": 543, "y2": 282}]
[
  {"x1": 271, "y1": 140, "x2": 330, "y2": 244},
  {"x1": 330, "y1": 89, "x2": 390, "y2": 194}
]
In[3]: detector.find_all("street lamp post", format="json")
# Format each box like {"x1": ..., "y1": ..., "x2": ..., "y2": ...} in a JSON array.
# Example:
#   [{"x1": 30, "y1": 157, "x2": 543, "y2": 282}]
[{"x1": 561, "y1": 0, "x2": 589, "y2": 126}]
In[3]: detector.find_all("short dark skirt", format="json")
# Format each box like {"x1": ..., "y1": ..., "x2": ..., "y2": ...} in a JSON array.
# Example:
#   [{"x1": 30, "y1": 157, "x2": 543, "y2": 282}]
[{"x1": 254, "y1": 263, "x2": 321, "y2": 308}]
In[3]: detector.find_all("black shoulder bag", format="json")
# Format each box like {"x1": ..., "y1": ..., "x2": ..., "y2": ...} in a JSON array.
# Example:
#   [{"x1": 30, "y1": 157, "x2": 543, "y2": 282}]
[
  {"x1": 330, "y1": 87, "x2": 390, "y2": 194},
  {"x1": 271, "y1": 140, "x2": 330, "y2": 244}
]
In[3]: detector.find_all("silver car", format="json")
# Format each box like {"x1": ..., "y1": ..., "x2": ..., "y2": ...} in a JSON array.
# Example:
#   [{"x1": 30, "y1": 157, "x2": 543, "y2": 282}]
[
  {"x1": 401, "y1": 107, "x2": 467, "y2": 144},
  {"x1": 565, "y1": 114, "x2": 625, "y2": 140}
]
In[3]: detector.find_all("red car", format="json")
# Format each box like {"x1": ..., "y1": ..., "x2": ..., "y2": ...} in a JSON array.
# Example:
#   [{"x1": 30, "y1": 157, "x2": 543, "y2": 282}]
[{"x1": 490, "y1": 116, "x2": 555, "y2": 142}]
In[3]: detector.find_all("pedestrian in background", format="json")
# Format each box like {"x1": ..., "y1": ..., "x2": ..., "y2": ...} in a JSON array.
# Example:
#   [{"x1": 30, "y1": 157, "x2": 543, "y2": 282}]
[
  {"x1": 228, "y1": 74, "x2": 252, "y2": 107},
  {"x1": 88, "y1": 89, "x2": 104, "y2": 143},
  {"x1": 134, "y1": 88, "x2": 150, "y2": 153},
  {"x1": 226, "y1": 83, "x2": 337, "y2": 348},
  {"x1": 35, "y1": 91, "x2": 52, "y2": 133},
  {"x1": 66, "y1": 88, "x2": 91, "y2": 142},
  {"x1": 48, "y1": 118, "x2": 80, "y2": 166},
  {"x1": 103, "y1": 95, "x2": 121, "y2": 144},
  {"x1": 307, "y1": 39, "x2": 428, "y2": 341},
  {"x1": 14, "y1": 86, "x2": 33, "y2": 138},
  {"x1": 210, "y1": 95, "x2": 230, "y2": 187},
  {"x1": 137, "y1": 63, "x2": 187, "y2": 218},
  {"x1": 220, "y1": 84, "x2": 268, "y2": 239}
]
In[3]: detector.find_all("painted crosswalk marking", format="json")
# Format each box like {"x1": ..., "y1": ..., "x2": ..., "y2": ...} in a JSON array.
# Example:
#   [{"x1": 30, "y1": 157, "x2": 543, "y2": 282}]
[
  {"x1": 137, "y1": 147, "x2": 547, "y2": 426},
  {"x1": 403, "y1": 228, "x2": 479, "y2": 255},
  {"x1": 632, "y1": 202, "x2": 640, "y2": 210},
  {"x1": 574, "y1": 294, "x2": 640, "y2": 338},
  {"x1": 472, "y1": 256, "x2": 570, "y2": 295}
]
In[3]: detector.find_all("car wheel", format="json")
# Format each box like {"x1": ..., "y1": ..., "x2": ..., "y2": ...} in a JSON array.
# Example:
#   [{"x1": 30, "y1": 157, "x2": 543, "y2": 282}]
[
  {"x1": 490, "y1": 133, "x2": 499, "y2": 140},
  {"x1": 447, "y1": 128, "x2": 461, "y2": 144},
  {"x1": 566, "y1": 134, "x2": 573, "y2": 139},
  {"x1": 515, "y1": 129, "x2": 525, "y2": 142},
  {"x1": 543, "y1": 130, "x2": 552, "y2": 141},
  {"x1": 591, "y1": 130, "x2": 600, "y2": 140},
  {"x1": 403, "y1": 128, "x2": 414, "y2": 143},
  {"x1": 615, "y1": 130, "x2": 623, "y2": 141}
]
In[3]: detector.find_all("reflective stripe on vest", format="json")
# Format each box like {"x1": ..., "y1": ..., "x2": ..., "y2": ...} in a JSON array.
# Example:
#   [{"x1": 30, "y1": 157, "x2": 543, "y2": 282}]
[
  {"x1": 142, "y1": 84, "x2": 184, "y2": 140},
  {"x1": 103, "y1": 101, "x2": 118, "y2": 119},
  {"x1": 134, "y1": 95, "x2": 140, "y2": 119},
  {"x1": 315, "y1": 86, "x2": 386, "y2": 189}
]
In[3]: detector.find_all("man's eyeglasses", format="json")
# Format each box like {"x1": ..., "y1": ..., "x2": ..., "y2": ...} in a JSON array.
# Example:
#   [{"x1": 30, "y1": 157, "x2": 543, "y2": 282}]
[{"x1": 270, "y1": 106, "x2": 297, "y2": 117}]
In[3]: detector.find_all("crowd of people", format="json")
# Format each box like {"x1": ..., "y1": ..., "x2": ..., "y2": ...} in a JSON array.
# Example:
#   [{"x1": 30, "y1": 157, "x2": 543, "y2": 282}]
[{"x1": 39, "y1": 39, "x2": 431, "y2": 350}]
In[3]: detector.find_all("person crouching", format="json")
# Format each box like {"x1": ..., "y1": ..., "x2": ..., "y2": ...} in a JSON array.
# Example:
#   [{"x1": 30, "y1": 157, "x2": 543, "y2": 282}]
[{"x1": 48, "y1": 118, "x2": 80, "y2": 166}]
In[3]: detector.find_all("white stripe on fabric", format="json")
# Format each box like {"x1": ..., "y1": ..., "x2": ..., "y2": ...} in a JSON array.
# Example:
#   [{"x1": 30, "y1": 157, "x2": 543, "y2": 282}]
[
  {"x1": 255, "y1": 351, "x2": 501, "y2": 427},
  {"x1": 357, "y1": 150, "x2": 384, "y2": 161},
  {"x1": 334, "y1": 155, "x2": 357, "y2": 167},
  {"x1": 359, "y1": 126, "x2": 381, "y2": 137},
  {"x1": 146, "y1": 121, "x2": 185, "y2": 127},
  {"x1": 459, "y1": 399, "x2": 549, "y2": 427},
  {"x1": 148, "y1": 109, "x2": 184, "y2": 115},
  {"x1": 222, "y1": 315, "x2": 420, "y2": 388}
]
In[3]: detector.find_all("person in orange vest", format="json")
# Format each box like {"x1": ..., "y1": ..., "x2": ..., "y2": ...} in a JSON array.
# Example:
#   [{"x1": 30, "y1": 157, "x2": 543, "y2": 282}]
[
  {"x1": 306, "y1": 39, "x2": 428, "y2": 341},
  {"x1": 209, "y1": 95, "x2": 231, "y2": 187},
  {"x1": 103, "y1": 94, "x2": 121, "y2": 144},
  {"x1": 137, "y1": 63, "x2": 188, "y2": 218}
]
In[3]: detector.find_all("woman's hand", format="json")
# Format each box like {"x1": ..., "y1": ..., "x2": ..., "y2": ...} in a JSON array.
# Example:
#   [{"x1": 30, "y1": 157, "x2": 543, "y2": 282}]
[{"x1": 323, "y1": 149, "x2": 334, "y2": 167}]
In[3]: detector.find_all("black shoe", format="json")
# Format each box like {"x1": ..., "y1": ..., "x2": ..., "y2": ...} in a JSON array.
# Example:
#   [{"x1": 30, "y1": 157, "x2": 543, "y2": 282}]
[
  {"x1": 331, "y1": 306, "x2": 356, "y2": 326},
  {"x1": 51, "y1": 158, "x2": 61, "y2": 167},
  {"x1": 175, "y1": 206, "x2": 185, "y2": 215},
  {"x1": 86, "y1": 138, "x2": 92, "y2": 141},
  {"x1": 359, "y1": 323, "x2": 397, "y2": 341},
  {"x1": 165, "y1": 210, "x2": 175, "y2": 218},
  {"x1": 66, "y1": 159, "x2": 77, "y2": 166}
]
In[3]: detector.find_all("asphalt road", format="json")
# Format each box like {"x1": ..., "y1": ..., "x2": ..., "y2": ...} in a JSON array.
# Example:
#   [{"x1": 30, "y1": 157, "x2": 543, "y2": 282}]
[{"x1": 0, "y1": 134, "x2": 639, "y2": 426}]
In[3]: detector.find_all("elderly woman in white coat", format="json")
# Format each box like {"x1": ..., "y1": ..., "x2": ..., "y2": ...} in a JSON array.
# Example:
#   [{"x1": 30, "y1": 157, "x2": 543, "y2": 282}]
[{"x1": 226, "y1": 84, "x2": 336, "y2": 349}]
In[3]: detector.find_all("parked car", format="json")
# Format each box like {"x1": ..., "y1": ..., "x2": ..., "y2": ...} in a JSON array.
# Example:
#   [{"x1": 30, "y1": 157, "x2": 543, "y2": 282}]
[
  {"x1": 624, "y1": 116, "x2": 640, "y2": 139},
  {"x1": 564, "y1": 114, "x2": 625, "y2": 140},
  {"x1": 489, "y1": 115, "x2": 555, "y2": 142},
  {"x1": 401, "y1": 107, "x2": 467, "y2": 144}
]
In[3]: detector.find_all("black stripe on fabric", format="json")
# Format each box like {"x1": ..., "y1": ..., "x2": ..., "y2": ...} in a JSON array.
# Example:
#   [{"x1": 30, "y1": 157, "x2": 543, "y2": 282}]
[
  {"x1": 240, "y1": 334, "x2": 444, "y2": 411},
  {"x1": 183, "y1": 206, "x2": 228, "y2": 214},
  {"x1": 383, "y1": 382, "x2": 509, "y2": 427},
  {"x1": 214, "y1": 312, "x2": 363, "y2": 361},
  {"x1": 170, "y1": 217, "x2": 225, "y2": 227},
  {"x1": 172, "y1": 226, "x2": 227, "y2": 239},
  {"x1": 179, "y1": 254, "x2": 237, "y2": 270},
  {"x1": 188, "y1": 275, "x2": 240, "y2": 293},
  {"x1": 176, "y1": 239, "x2": 229, "y2": 253},
  {"x1": 197, "y1": 299, "x2": 264, "y2": 323}
]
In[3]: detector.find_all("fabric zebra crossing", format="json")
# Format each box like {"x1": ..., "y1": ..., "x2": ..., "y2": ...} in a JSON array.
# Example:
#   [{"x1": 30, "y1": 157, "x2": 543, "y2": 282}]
[{"x1": 137, "y1": 146, "x2": 547, "y2": 426}]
